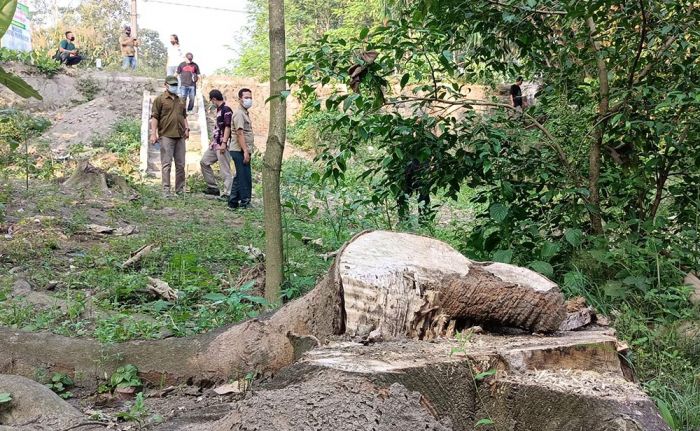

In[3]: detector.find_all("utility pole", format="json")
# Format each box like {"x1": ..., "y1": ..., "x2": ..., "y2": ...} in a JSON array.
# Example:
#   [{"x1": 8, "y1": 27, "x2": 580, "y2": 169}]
[{"x1": 130, "y1": 0, "x2": 138, "y2": 59}]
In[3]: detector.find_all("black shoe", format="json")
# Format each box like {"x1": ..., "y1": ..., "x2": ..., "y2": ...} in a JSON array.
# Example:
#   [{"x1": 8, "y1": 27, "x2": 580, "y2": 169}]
[
  {"x1": 228, "y1": 201, "x2": 240, "y2": 209},
  {"x1": 203, "y1": 187, "x2": 219, "y2": 196},
  {"x1": 217, "y1": 195, "x2": 229, "y2": 202}
]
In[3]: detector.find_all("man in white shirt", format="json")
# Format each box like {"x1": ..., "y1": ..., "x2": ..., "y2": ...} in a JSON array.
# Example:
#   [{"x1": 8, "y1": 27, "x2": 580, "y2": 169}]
[{"x1": 166, "y1": 34, "x2": 183, "y2": 76}]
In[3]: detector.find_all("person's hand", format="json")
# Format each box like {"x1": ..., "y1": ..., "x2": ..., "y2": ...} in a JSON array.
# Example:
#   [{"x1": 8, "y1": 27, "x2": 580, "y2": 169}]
[
  {"x1": 150, "y1": 133, "x2": 159, "y2": 145},
  {"x1": 243, "y1": 150, "x2": 251, "y2": 164},
  {"x1": 184, "y1": 129, "x2": 190, "y2": 140}
]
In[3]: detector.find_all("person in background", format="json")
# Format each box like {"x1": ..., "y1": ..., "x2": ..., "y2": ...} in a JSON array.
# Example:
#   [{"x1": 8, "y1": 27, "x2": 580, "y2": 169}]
[
  {"x1": 200, "y1": 89, "x2": 233, "y2": 199},
  {"x1": 119, "y1": 25, "x2": 139, "y2": 71},
  {"x1": 150, "y1": 75, "x2": 190, "y2": 196},
  {"x1": 58, "y1": 31, "x2": 82, "y2": 66},
  {"x1": 177, "y1": 52, "x2": 200, "y2": 114},
  {"x1": 166, "y1": 34, "x2": 182, "y2": 77},
  {"x1": 228, "y1": 88, "x2": 254, "y2": 210},
  {"x1": 510, "y1": 76, "x2": 524, "y2": 113}
]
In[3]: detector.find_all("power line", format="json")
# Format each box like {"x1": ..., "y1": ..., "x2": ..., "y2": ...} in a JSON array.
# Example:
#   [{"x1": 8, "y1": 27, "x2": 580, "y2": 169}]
[{"x1": 142, "y1": 0, "x2": 249, "y2": 14}]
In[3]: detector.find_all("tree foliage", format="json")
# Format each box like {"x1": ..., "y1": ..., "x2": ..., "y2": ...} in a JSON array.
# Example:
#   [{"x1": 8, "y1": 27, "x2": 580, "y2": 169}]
[
  {"x1": 30, "y1": 0, "x2": 165, "y2": 69},
  {"x1": 289, "y1": 1, "x2": 700, "y2": 427},
  {"x1": 0, "y1": 0, "x2": 41, "y2": 99},
  {"x1": 224, "y1": 0, "x2": 385, "y2": 79}
]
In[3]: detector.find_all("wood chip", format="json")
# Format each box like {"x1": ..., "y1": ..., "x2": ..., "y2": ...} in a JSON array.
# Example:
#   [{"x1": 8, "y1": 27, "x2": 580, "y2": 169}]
[
  {"x1": 147, "y1": 277, "x2": 178, "y2": 301},
  {"x1": 213, "y1": 381, "x2": 243, "y2": 395}
]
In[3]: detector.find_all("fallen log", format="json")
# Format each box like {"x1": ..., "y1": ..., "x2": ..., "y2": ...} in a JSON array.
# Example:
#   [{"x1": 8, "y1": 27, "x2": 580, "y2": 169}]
[{"x1": 0, "y1": 231, "x2": 579, "y2": 386}]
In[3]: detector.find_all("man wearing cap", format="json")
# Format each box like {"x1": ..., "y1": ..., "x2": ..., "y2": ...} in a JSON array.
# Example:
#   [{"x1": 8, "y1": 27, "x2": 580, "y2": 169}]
[
  {"x1": 119, "y1": 26, "x2": 139, "y2": 70},
  {"x1": 150, "y1": 76, "x2": 190, "y2": 196}
]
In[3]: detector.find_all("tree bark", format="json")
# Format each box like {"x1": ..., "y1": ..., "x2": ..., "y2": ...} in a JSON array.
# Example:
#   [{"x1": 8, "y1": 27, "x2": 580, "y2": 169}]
[
  {"x1": 262, "y1": 0, "x2": 287, "y2": 302},
  {"x1": 586, "y1": 17, "x2": 609, "y2": 235}
]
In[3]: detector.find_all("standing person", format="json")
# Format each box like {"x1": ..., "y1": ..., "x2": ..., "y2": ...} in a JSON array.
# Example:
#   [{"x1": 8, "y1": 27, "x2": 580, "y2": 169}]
[
  {"x1": 177, "y1": 53, "x2": 200, "y2": 114},
  {"x1": 510, "y1": 76, "x2": 524, "y2": 113},
  {"x1": 58, "y1": 31, "x2": 82, "y2": 66},
  {"x1": 228, "y1": 88, "x2": 254, "y2": 210},
  {"x1": 200, "y1": 89, "x2": 233, "y2": 199},
  {"x1": 166, "y1": 34, "x2": 182, "y2": 77},
  {"x1": 150, "y1": 76, "x2": 190, "y2": 196},
  {"x1": 119, "y1": 25, "x2": 139, "y2": 70}
]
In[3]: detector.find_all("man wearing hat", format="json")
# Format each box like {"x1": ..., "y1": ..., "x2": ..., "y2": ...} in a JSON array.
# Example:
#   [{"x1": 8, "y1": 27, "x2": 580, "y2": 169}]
[
  {"x1": 150, "y1": 76, "x2": 190, "y2": 196},
  {"x1": 119, "y1": 25, "x2": 139, "y2": 70}
]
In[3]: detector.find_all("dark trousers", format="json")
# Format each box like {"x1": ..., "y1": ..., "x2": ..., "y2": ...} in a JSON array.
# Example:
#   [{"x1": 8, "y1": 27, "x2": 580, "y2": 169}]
[
  {"x1": 62, "y1": 54, "x2": 83, "y2": 66},
  {"x1": 228, "y1": 150, "x2": 252, "y2": 206}
]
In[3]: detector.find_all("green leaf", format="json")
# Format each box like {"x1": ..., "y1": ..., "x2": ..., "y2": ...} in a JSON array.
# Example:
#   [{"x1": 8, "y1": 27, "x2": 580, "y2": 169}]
[
  {"x1": 489, "y1": 203, "x2": 508, "y2": 223},
  {"x1": 473, "y1": 369, "x2": 497, "y2": 381},
  {"x1": 0, "y1": 0, "x2": 18, "y2": 39},
  {"x1": 0, "y1": 66, "x2": 42, "y2": 100},
  {"x1": 475, "y1": 418, "x2": 495, "y2": 427},
  {"x1": 655, "y1": 398, "x2": 676, "y2": 429},
  {"x1": 540, "y1": 242, "x2": 560, "y2": 261},
  {"x1": 564, "y1": 228, "x2": 583, "y2": 247},
  {"x1": 400, "y1": 73, "x2": 409, "y2": 89},
  {"x1": 492, "y1": 249, "x2": 513, "y2": 264},
  {"x1": 529, "y1": 261, "x2": 554, "y2": 278},
  {"x1": 203, "y1": 293, "x2": 227, "y2": 302},
  {"x1": 0, "y1": 392, "x2": 11, "y2": 403},
  {"x1": 603, "y1": 281, "x2": 627, "y2": 298},
  {"x1": 359, "y1": 27, "x2": 369, "y2": 39}
]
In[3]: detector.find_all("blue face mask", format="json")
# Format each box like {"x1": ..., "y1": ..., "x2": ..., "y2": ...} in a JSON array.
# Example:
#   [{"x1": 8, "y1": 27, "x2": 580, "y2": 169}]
[{"x1": 168, "y1": 85, "x2": 179, "y2": 94}]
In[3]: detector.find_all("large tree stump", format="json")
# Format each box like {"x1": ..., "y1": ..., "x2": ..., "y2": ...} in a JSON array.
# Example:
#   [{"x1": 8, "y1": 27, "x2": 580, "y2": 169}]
[
  {"x1": 158, "y1": 331, "x2": 668, "y2": 431},
  {"x1": 62, "y1": 160, "x2": 135, "y2": 196}
]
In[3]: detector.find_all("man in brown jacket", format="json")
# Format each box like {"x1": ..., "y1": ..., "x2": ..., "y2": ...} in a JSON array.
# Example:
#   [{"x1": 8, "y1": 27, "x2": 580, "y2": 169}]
[
  {"x1": 150, "y1": 76, "x2": 190, "y2": 196},
  {"x1": 119, "y1": 25, "x2": 139, "y2": 70}
]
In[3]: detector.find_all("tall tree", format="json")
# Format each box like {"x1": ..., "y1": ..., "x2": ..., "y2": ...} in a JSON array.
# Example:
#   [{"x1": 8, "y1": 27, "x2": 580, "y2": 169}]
[{"x1": 263, "y1": 0, "x2": 287, "y2": 301}]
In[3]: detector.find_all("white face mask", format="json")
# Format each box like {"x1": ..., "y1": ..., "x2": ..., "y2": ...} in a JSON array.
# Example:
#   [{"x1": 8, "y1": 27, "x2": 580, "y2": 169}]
[
  {"x1": 242, "y1": 99, "x2": 253, "y2": 109},
  {"x1": 168, "y1": 85, "x2": 179, "y2": 94}
]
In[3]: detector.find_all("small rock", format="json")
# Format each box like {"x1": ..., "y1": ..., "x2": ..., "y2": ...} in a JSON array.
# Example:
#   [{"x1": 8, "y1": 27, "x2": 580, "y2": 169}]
[
  {"x1": 685, "y1": 273, "x2": 700, "y2": 305},
  {"x1": 213, "y1": 381, "x2": 243, "y2": 395},
  {"x1": 46, "y1": 280, "x2": 61, "y2": 291}
]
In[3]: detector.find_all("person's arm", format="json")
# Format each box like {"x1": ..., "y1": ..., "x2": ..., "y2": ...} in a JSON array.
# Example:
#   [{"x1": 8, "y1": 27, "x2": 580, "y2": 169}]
[
  {"x1": 59, "y1": 40, "x2": 68, "y2": 53},
  {"x1": 510, "y1": 86, "x2": 515, "y2": 106},
  {"x1": 221, "y1": 126, "x2": 231, "y2": 154},
  {"x1": 182, "y1": 107, "x2": 190, "y2": 139},
  {"x1": 237, "y1": 129, "x2": 250, "y2": 163},
  {"x1": 150, "y1": 98, "x2": 160, "y2": 144}
]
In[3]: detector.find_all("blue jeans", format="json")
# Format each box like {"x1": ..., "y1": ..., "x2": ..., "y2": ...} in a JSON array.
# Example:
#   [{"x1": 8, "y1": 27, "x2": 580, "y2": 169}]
[
  {"x1": 122, "y1": 56, "x2": 136, "y2": 70},
  {"x1": 228, "y1": 150, "x2": 252, "y2": 207},
  {"x1": 180, "y1": 86, "x2": 196, "y2": 112}
]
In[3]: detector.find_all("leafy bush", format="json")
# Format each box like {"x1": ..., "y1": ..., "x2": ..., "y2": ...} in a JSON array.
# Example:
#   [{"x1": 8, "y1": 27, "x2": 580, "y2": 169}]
[
  {"x1": 108, "y1": 364, "x2": 142, "y2": 391},
  {"x1": 46, "y1": 372, "x2": 74, "y2": 399},
  {"x1": 0, "y1": 48, "x2": 62, "y2": 77}
]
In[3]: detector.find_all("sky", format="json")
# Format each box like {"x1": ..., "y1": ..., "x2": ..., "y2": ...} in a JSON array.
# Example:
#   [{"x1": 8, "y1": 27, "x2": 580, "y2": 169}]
[
  {"x1": 139, "y1": 0, "x2": 251, "y2": 73},
  {"x1": 43, "y1": 0, "x2": 253, "y2": 74}
]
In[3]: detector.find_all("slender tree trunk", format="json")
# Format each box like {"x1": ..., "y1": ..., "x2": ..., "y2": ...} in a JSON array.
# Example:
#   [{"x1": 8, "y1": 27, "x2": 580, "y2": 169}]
[
  {"x1": 263, "y1": 0, "x2": 287, "y2": 301},
  {"x1": 586, "y1": 17, "x2": 609, "y2": 235}
]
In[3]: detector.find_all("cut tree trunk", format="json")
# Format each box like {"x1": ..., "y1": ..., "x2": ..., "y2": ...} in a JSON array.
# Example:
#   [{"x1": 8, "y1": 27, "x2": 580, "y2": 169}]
[
  {"x1": 0, "y1": 231, "x2": 570, "y2": 387},
  {"x1": 62, "y1": 160, "x2": 135, "y2": 196},
  {"x1": 161, "y1": 333, "x2": 668, "y2": 431}
]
